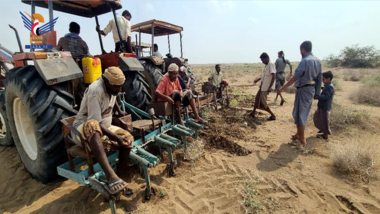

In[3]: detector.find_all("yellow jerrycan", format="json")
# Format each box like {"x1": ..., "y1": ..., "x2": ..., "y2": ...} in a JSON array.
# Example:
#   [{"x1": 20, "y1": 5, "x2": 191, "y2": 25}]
[{"x1": 82, "y1": 57, "x2": 102, "y2": 84}]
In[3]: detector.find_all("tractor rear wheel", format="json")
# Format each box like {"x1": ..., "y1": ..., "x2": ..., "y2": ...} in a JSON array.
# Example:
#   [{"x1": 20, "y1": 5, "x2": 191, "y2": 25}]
[
  {"x1": 5, "y1": 66, "x2": 77, "y2": 183},
  {"x1": 0, "y1": 90, "x2": 13, "y2": 146},
  {"x1": 122, "y1": 71, "x2": 152, "y2": 112},
  {"x1": 140, "y1": 60, "x2": 163, "y2": 102}
]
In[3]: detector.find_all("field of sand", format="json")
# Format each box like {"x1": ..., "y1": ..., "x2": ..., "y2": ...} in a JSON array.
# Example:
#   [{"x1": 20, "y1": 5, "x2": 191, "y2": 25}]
[{"x1": 1, "y1": 64, "x2": 380, "y2": 214}]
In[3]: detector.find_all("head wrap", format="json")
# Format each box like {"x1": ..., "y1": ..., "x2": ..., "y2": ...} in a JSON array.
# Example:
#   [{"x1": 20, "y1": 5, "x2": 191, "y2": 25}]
[
  {"x1": 168, "y1": 63, "x2": 179, "y2": 73},
  {"x1": 103, "y1": 66, "x2": 125, "y2": 85},
  {"x1": 179, "y1": 66, "x2": 188, "y2": 75}
]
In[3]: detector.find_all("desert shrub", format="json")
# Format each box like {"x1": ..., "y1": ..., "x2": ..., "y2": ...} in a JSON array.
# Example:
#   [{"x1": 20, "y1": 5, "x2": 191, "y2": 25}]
[
  {"x1": 230, "y1": 99, "x2": 239, "y2": 107},
  {"x1": 325, "y1": 54, "x2": 341, "y2": 68},
  {"x1": 325, "y1": 45, "x2": 380, "y2": 68},
  {"x1": 330, "y1": 138, "x2": 378, "y2": 181},
  {"x1": 343, "y1": 70, "x2": 361, "y2": 82},
  {"x1": 330, "y1": 103, "x2": 369, "y2": 130},
  {"x1": 350, "y1": 73, "x2": 380, "y2": 106}
]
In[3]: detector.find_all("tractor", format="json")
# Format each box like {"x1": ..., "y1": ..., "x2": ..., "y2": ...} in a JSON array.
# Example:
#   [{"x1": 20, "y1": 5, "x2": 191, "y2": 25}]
[{"x1": 1, "y1": 0, "x2": 204, "y2": 200}]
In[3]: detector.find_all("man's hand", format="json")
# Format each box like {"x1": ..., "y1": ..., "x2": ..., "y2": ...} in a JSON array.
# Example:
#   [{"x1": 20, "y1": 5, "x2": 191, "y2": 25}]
[
  {"x1": 118, "y1": 110, "x2": 127, "y2": 117},
  {"x1": 314, "y1": 95, "x2": 319, "y2": 100},
  {"x1": 117, "y1": 136, "x2": 132, "y2": 148},
  {"x1": 96, "y1": 25, "x2": 100, "y2": 32},
  {"x1": 277, "y1": 87, "x2": 283, "y2": 96},
  {"x1": 167, "y1": 97, "x2": 175, "y2": 104}
]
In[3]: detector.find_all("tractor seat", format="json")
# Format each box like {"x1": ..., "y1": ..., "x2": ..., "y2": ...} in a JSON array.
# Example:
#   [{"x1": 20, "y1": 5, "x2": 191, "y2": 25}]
[
  {"x1": 67, "y1": 144, "x2": 89, "y2": 158},
  {"x1": 132, "y1": 119, "x2": 161, "y2": 131}
]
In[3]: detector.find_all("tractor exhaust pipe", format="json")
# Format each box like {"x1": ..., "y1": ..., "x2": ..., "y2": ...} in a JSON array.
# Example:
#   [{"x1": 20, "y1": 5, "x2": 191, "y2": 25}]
[{"x1": 9, "y1": 25, "x2": 24, "y2": 53}]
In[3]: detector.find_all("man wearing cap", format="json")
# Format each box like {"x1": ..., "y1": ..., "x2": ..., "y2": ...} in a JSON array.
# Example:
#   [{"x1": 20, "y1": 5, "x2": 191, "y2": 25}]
[
  {"x1": 209, "y1": 64, "x2": 228, "y2": 97},
  {"x1": 73, "y1": 66, "x2": 134, "y2": 196},
  {"x1": 155, "y1": 63, "x2": 206, "y2": 125},
  {"x1": 96, "y1": 10, "x2": 134, "y2": 53}
]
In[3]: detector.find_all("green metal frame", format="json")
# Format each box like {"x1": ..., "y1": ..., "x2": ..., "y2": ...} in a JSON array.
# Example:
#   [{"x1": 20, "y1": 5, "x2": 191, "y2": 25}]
[{"x1": 57, "y1": 96, "x2": 204, "y2": 213}]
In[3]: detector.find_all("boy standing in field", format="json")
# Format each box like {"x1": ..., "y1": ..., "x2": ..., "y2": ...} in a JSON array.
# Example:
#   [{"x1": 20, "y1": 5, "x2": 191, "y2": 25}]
[{"x1": 313, "y1": 71, "x2": 334, "y2": 140}]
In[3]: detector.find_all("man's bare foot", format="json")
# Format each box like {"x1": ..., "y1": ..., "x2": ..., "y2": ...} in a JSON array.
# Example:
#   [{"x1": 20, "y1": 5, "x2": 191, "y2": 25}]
[
  {"x1": 249, "y1": 112, "x2": 255, "y2": 118},
  {"x1": 194, "y1": 117, "x2": 207, "y2": 124},
  {"x1": 177, "y1": 119, "x2": 185, "y2": 125}
]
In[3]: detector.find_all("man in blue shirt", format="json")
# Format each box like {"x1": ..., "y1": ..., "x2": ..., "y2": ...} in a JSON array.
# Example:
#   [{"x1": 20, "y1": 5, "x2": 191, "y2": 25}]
[
  {"x1": 178, "y1": 66, "x2": 189, "y2": 90},
  {"x1": 277, "y1": 41, "x2": 322, "y2": 149}
]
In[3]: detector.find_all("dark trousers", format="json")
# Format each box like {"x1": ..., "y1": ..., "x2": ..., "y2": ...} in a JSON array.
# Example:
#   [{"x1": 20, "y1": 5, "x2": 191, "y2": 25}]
[{"x1": 115, "y1": 40, "x2": 131, "y2": 53}]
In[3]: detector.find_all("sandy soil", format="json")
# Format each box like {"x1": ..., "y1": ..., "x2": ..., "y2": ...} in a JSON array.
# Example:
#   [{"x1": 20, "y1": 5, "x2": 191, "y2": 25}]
[{"x1": 0, "y1": 65, "x2": 380, "y2": 214}]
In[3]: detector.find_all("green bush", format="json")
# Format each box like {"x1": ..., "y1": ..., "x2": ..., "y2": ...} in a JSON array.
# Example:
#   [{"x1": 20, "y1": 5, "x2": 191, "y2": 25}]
[
  {"x1": 325, "y1": 54, "x2": 341, "y2": 68},
  {"x1": 325, "y1": 45, "x2": 380, "y2": 68}
]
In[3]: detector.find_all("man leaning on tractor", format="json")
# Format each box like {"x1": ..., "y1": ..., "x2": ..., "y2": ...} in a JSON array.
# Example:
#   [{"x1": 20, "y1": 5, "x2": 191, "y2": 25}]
[{"x1": 72, "y1": 67, "x2": 134, "y2": 196}]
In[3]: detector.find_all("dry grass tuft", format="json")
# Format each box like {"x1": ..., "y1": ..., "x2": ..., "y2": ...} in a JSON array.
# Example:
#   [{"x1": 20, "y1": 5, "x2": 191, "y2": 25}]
[
  {"x1": 330, "y1": 137, "x2": 379, "y2": 182},
  {"x1": 350, "y1": 73, "x2": 380, "y2": 106},
  {"x1": 330, "y1": 103, "x2": 370, "y2": 130},
  {"x1": 241, "y1": 174, "x2": 279, "y2": 213},
  {"x1": 183, "y1": 139, "x2": 205, "y2": 163},
  {"x1": 350, "y1": 86, "x2": 380, "y2": 107}
]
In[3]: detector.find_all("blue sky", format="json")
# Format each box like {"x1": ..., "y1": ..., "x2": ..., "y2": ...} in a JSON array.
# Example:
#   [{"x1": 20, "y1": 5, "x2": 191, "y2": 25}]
[{"x1": 1, "y1": 0, "x2": 379, "y2": 64}]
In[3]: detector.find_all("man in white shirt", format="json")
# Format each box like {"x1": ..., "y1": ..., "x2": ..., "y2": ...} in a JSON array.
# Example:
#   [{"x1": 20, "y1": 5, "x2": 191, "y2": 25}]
[
  {"x1": 250, "y1": 52, "x2": 276, "y2": 120},
  {"x1": 96, "y1": 10, "x2": 133, "y2": 53},
  {"x1": 153, "y1": 44, "x2": 162, "y2": 57}
]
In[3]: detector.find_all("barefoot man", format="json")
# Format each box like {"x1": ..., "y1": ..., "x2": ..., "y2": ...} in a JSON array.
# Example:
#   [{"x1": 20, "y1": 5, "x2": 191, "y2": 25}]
[
  {"x1": 277, "y1": 41, "x2": 322, "y2": 148},
  {"x1": 250, "y1": 53, "x2": 276, "y2": 121},
  {"x1": 155, "y1": 63, "x2": 206, "y2": 125}
]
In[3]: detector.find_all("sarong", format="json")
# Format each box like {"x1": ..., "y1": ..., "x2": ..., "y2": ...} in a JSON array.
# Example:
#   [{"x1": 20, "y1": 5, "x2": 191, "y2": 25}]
[
  {"x1": 293, "y1": 86, "x2": 315, "y2": 126},
  {"x1": 254, "y1": 89, "x2": 269, "y2": 110},
  {"x1": 72, "y1": 119, "x2": 134, "y2": 151},
  {"x1": 313, "y1": 108, "x2": 332, "y2": 135}
]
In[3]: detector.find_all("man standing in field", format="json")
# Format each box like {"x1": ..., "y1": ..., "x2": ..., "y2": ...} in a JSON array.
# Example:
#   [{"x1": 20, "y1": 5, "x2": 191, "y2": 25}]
[
  {"x1": 275, "y1": 51, "x2": 293, "y2": 105},
  {"x1": 250, "y1": 53, "x2": 276, "y2": 121},
  {"x1": 277, "y1": 41, "x2": 322, "y2": 149}
]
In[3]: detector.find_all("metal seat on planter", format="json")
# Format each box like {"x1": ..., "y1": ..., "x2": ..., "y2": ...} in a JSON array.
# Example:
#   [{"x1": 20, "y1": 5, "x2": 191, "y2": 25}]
[{"x1": 61, "y1": 116, "x2": 96, "y2": 175}]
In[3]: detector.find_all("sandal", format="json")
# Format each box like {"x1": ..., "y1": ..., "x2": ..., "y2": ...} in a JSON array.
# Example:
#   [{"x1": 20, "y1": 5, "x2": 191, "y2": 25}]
[
  {"x1": 291, "y1": 135, "x2": 299, "y2": 140},
  {"x1": 249, "y1": 112, "x2": 255, "y2": 118},
  {"x1": 316, "y1": 134, "x2": 328, "y2": 140},
  {"x1": 288, "y1": 141, "x2": 298, "y2": 146},
  {"x1": 267, "y1": 116, "x2": 276, "y2": 121},
  {"x1": 280, "y1": 99, "x2": 285, "y2": 106},
  {"x1": 103, "y1": 179, "x2": 130, "y2": 195}
]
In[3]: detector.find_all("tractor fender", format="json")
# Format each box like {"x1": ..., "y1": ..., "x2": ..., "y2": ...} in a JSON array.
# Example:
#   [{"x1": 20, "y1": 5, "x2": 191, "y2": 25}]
[
  {"x1": 34, "y1": 57, "x2": 83, "y2": 85},
  {"x1": 119, "y1": 56, "x2": 144, "y2": 72},
  {"x1": 139, "y1": 56, "x2": 164, "y2": 66}
]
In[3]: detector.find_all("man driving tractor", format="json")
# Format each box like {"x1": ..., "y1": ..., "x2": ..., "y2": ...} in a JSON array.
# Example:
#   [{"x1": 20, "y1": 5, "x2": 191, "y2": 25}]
[
  {"x1": 155, "y1": 63, "x2": 206, "y2": 125},
  {"x1": 72, "y1": 67, "x2": 134, "y2": 196}
]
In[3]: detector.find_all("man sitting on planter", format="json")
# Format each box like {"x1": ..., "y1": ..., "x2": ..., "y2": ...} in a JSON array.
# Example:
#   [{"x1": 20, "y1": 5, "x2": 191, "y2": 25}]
[{"x1": 155, "y1": 63, "x2": 206, "y2": 125}]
